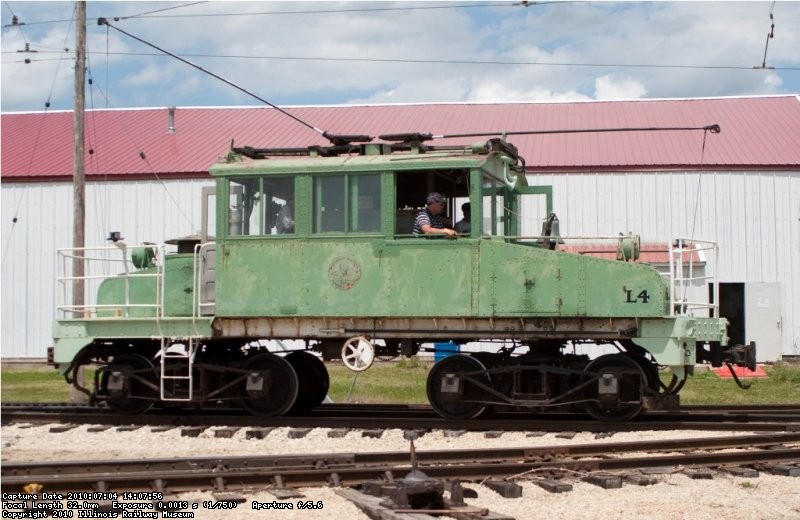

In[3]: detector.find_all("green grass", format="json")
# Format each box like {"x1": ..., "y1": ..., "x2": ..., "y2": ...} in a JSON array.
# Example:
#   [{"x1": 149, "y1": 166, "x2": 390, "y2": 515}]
[
  {"x1": 327, "y1": 357, "x2": 430, "y2": 404},
  {"x1": 1, "y1": 365, "x2": 74, "y2": 402},
  {"x1": 675, "y1": 364, "x2": 800, "y2": 405},
  {"x1": 0, "y1": 360, "x2": 433, "y2": 404},
  {"x1": 2, "y1": 360, "x2": 798, "y2": 405}
]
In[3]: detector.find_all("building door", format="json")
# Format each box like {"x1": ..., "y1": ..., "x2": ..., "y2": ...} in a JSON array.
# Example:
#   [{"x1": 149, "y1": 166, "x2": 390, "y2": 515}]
[
  {"x1": 715, "y1": 282, "x2": 783, "y2": 362},
  {"x1": 745, "y1": 283, "x2": 783, "y2": 362}
]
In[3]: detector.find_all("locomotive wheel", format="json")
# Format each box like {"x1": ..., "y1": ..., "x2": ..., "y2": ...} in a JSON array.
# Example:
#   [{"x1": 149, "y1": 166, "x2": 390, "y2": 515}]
[
  {"x1": 285, "y1": 351, "x2": 330, "y2": 413},
  {"x1": 427, "y1": 354, "x2": 491, "y2": 420},
  {"x1": 100, "y1": 353, "x2": 158, "y2": 415},
  {"x1": 239, "y1": 353, "x2": 299, "y2": 416},
  {"x1": 582, "y1": 354, "x2": 646, "y2": 422}
]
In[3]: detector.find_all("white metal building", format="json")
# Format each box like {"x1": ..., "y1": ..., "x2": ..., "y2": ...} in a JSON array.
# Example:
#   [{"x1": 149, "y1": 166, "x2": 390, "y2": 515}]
[{"x1": 2, "y1": 96, "x2": 799, "y2": 360}]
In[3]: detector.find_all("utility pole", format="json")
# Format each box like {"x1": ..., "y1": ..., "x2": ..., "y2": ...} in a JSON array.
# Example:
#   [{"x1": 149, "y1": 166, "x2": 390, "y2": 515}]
[
  {"x1": 73, "y1": 0, "x2": 86, "y2": 317},
  {"x1": 71, "y1": 1, "x2": 87, "y2": 402}
]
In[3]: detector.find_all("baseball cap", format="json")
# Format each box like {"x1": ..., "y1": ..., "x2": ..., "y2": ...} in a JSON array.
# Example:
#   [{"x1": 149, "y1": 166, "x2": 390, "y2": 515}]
[{"x1": 426, "y1": 192, "x2": 446, "y2": 204}]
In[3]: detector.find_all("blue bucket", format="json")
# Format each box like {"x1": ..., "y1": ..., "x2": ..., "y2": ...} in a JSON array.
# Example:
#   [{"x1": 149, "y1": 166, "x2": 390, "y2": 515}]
[{"x1": 434, "y1": 342, "x2": 459, "y2": 362}]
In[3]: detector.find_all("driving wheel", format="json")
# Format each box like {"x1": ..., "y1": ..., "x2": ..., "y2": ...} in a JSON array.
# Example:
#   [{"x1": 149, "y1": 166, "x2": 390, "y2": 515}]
[
  {"x1": 426, "y1": 354, "x2": 491, "y2": 420},
  {"x1": 582, "y1": 354, "x2": 646, "y2": 422},
  {"x1": 238, "y1": 353, "x2": 299, "y2": 416},
  {"x1": 99, "y1": 353, "x2": 158, "y2": 414},
  {"x1": 285, "y1": 351, "x2": 330, "y2": 413}
]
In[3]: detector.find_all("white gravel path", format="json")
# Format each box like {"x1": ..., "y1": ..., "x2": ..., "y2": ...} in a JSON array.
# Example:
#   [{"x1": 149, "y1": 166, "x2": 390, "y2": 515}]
[{"x1": 2, "y1": 425, "x2": 799, "y2": 519}]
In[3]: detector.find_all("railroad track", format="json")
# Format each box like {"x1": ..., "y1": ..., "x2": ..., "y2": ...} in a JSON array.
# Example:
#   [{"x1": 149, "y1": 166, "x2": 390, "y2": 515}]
[
  {"x1": 3, "y1": 432, "x2": 799, "y2": 493},
  {"x1": 3, "y1": 403, "x2": 800, "y2": 432}
]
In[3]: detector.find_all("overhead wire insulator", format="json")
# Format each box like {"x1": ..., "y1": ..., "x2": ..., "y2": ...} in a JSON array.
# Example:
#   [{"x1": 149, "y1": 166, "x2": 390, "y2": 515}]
[{"x1": 759, "y1": 4, "x2": 776, "y2": 69}]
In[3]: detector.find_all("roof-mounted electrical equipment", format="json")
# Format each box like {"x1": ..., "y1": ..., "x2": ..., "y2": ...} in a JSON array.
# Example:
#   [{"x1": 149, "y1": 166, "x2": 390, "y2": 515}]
[{"x1": 378, "y1": 132, "x2": 435, "y2": 143}]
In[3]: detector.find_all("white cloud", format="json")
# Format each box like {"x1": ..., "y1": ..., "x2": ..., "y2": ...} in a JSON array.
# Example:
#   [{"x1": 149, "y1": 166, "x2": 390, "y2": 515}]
[
  {"x1": 2, "y1": 1, "x2": 799, "y2": 112},
  {"x1": 120, "y1": 61, "x2": 169, "y2": 88},
  {"x1": 347, "y1": 77, "x2": 468, "y2": 105},
  {"x1": 594, "y1": 74, "x2": 647, "y2": 100},
  {"x1": 469, "y1": 80, "x2": 589, "y2": 103},
  {"x1": 763, "y1": 71, "x2": 783, "y2": 89},
  {"x1": 1, "y1": 26, "x2": 72, "y2": 110}
]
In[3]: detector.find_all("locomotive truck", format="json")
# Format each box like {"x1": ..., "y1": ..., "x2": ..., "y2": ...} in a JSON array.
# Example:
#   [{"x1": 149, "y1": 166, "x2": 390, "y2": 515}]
[{"x1": 50, "y1": 133, "x2": 755, "y2": 421}]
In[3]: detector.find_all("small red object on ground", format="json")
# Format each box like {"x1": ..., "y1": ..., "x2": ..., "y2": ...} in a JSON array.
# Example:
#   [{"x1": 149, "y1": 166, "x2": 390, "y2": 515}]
[{"x1": 711, "y1": 365, "x2": 768, "y2": 378}]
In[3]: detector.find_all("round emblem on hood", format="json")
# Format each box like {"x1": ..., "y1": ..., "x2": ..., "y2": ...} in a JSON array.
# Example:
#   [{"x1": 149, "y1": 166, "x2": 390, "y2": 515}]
[{"x1": 328, "y1": 256, "x2": 362, "y2": 290}]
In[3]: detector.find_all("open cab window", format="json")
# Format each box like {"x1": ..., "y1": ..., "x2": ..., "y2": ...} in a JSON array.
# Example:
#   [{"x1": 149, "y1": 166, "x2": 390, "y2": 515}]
[
  {"x1": 227, "y1": 177, "x2": 295, "y2": 236},
  {"x1": 394, "y1": 167, "x2": 473, "y2": 237},
  {"x1": 482, "y1": 176, "x2": 510, "y2": 238},
  {"x1": 391, "y1": 167, "x2": 521, "y2": 240}
]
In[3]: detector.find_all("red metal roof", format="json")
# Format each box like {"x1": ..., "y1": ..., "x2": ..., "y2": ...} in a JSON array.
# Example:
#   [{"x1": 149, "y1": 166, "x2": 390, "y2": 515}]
[{"x1": 2, "y1": 96, "x2": 799, "y2": 182}]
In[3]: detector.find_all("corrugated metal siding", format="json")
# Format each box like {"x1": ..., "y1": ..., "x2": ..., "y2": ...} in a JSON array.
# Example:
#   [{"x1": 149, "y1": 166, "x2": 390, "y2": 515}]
[
  {"x1": 1, "y1": 179, "x2": 214, "y2": 357},
  {"x1": 2, "y1": 173, "x2": 797, "y2": 359}
]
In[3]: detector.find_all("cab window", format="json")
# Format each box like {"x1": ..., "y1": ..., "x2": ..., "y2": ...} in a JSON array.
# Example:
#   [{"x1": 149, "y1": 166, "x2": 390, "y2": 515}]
[
  {"x1": 313, "y1": 173, "x2": 381, "y2": 233},
  {"x1": 228, "y1": 177, "x2": 294, "y2": 236},
  {"x1": 482, "y1": 176, "x2": 508, "y2": 237}
]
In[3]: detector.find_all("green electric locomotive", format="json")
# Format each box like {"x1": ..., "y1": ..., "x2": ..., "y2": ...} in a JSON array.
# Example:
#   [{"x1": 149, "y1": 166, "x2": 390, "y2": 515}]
[{"x1": 51, "y1": 134, "x2": 755, "y2": 421}]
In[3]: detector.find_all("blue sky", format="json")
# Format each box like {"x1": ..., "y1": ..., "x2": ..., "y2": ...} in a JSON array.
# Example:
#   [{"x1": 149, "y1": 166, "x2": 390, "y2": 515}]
[{"x1": 2, "y1": 1, "x2": 799, "y2": 112}]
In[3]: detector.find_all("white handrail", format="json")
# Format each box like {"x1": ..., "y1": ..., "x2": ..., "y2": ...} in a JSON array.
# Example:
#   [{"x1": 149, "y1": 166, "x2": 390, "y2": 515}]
[
  {"x1": 192, "y1": 241, "x2": 217, "y2": 319},
  {"x1": 668, "y1": 238, "x2": 719, "y2": 318},
  {"x1": 55, "y1": 243, "x2": 164, "y2": 319}
]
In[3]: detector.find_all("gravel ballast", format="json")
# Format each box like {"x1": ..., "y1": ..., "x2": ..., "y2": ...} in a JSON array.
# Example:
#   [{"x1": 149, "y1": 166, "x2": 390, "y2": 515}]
[{"x1": 2, "y1": 425, "x2": 799, "y2": 519}]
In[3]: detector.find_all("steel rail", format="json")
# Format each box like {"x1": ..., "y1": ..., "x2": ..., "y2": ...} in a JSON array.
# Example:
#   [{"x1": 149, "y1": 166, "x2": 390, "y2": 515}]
[
  {"x1": 0, "y1": 433, "x2": 800, "y2": 491},
  {"x1": 4, "y1": 432, "x2": 799, "y2": 479},
  {"x1": 5, "y1": 402, "x2": 800, "y2": 414},
  {"x1": 3, "y1": 409, "x2": 800, "y2": 433},
  {"x1": 2, "y1": 446, "x2": 798, "y2": 493}
]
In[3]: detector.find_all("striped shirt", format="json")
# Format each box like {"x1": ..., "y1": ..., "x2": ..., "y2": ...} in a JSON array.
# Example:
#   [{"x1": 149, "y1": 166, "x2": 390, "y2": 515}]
[{"x1": 412, "y1": 209, "x2": 446, "y2": 236}]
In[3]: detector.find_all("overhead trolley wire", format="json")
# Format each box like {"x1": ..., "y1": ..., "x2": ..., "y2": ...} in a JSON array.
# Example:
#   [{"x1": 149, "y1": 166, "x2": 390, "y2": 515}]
[
  {"x1": 111, "y1": 2, "x2": 525, "y2": 20},
  {"x1": 97, "y1": 18, "x2": 333, "y2": 142},
  {"x1": 1, "y1": 3, "x2": 77, "y2": 269},
  {"x1": 74, "y1": 65, "x2": 198, "y2": 234},
  {"x1": 5, "y1": 2, "x2": 797, "y2": 73},
  {"x1": 2, "y1": 1, "x2": 528, "y2": 28},
  {"x1": 757, "y1": 1, "x2": 777, "y2": 69},
  {"x1": 681, "y1": 125, "x2": 721, "y2": 308},
  {"x1": 5, "y1": 49, "x2": 799, "y2": 72},
  {"x1": 2, "y1": 0, "x2": 30, "y2": 45},
  {"x1": 0, "y1": 0, "x2": 207, "y2": 27},
  {"x1": 84, "y1": 53, "x2": 110, "y2": 245},
  {"x1": 98, "y1": 17, "x2": 725, "y2": 149},
  {"x1": 112, "y1": 1, "x2": 208, "y2": 21}
]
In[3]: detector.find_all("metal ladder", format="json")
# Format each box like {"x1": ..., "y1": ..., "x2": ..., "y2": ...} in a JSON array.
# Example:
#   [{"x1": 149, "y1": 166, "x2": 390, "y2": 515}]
[{"x1": 159, "y1": 337, "x2": 198, "y2": 401}]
